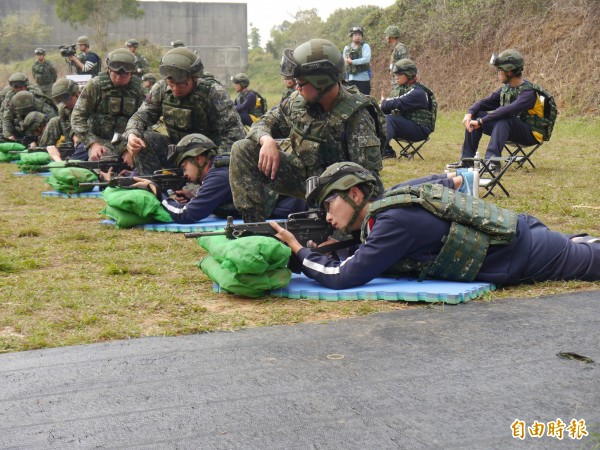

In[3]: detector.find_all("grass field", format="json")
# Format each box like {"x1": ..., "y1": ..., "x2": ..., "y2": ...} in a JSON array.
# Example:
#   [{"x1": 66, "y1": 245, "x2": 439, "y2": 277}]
[{"x1": 1, "y1": 112, "x2": 599, "y2": 353}]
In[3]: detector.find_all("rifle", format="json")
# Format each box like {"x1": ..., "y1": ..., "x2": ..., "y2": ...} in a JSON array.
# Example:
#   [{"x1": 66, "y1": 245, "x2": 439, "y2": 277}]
[
  {"x1": 40, "y1": 156, "x2": 131, "y2": 174},
  {"x1": 184, "y1": 211, "x2": 360, "y2": 255},
  {"x1": 78, "y1": 168, "x2": 187, "y2": 194},
  {"x1": 9, "y1": 142, "x2": 76, "y2": 159}
]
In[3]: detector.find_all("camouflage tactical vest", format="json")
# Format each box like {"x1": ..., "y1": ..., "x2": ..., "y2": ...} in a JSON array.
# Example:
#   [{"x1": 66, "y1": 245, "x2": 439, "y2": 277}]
[
  {"x1": 390, "y1": 82, "x2": 437, "y2": 131},
  {"x1": 288, "y1": 86, "x2": 385, "y2": 178},
  {"x1": 162, "y1": 78, "x2": 219, "y2": 145},
  {"x1": 91, "y1": 73, "x2": 143, "y2": 140},
  {"x1": 345, "y1": 42, "x2": 370, "y2": 74},
  {"x1": 58, "y1": 103, "x2": 73, "y2": 139},
  {"x1": 32, "y1": 61, "x2": 56, "y2": 86},
  {"x1": 362, "y1": 183, "x2": 518, "y2": 281},
  {"x1": 500, "y1": 80, "x2": 557, "y2": 141}
]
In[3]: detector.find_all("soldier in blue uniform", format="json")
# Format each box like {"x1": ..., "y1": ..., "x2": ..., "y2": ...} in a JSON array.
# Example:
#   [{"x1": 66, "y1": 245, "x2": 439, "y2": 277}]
[
  {"x1": 133, "y1": 134, "x2": 306, "y2": 223},
  {"x1": 271, "y1": 162, "x2": 600, "y2": 290}
]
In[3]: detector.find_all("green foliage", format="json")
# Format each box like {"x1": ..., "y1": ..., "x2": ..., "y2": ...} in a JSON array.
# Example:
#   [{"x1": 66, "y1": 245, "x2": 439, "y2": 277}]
[
  {"x1": 320, "y1": 6, "x2": 384, "y2": 51},
  {"x1": 0, "y1": 13, "x2": 52, "y2": 64},
  {"x1": 249, "y1": 24, "x2": 261, "y2": 50},
  {"x1": 45, "y1": 0, "x2": 144, "y2": 52},
  {"x1": 266, "y1": 9, "x2": 325, "y2": 58}
]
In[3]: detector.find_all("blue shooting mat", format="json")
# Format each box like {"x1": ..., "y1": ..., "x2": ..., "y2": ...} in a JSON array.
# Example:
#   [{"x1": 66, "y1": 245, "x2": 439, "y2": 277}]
[
  {"x1": 214, "y1": 273, "x2": 494, "y2": 304},
  {"x1": 13, "y1": 171, "x2": 52, "y2": 177},
  {"x1": 41, "y1": 186, "x2": 102, "y2": 198},
  {"x1": 100, "y1": 215, "x2": 243, "y2": 232}
]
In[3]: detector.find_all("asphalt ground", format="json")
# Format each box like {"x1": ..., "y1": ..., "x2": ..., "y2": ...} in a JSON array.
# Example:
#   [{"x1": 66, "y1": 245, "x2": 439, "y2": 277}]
[{"x1": 1, "y1": 290, "x2": 599, "y2": 449}]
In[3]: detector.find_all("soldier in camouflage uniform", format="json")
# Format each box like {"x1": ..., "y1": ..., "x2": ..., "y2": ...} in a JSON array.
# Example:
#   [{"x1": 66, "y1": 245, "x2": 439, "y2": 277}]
[
  {"x1": 0, "y1": 86, "x2": 12, "y2": 137},
  {"x1": 229, "y1": 38, "x2": 384, "y2": 223},
  {"x1": 125, "y1": 39, "x2": 150, "y2": 78},
  {"x1": 141, "y1": 73, "x2": 157, "y2": 93},
  {"x1": 124, "y1": 47, "x2": 244, "y2": 175},
  {"x1": 271, "y1": 161, "x2": 600, "y2": 289},
  {"x1": 280, "y1": 76, "x2": 296, "y2": 103},
  {"x1": 2, "y1": 73, "x2": 56, "y2": 116},
  {"x1": 31, "y1": 48, "x2": 58, "y2": 97},
  {"x1": 383, "y1": 26, "x2": 410, "y2": 73},
  {"x1": 71, "y1": 48, "x2": 145, "y2": 161},
  {"x1": 38, "y1": 78, "x2": 80, "y2": 147},
  {"x1": 2, "y1": 90, "x2": 56, "y2": 141}
]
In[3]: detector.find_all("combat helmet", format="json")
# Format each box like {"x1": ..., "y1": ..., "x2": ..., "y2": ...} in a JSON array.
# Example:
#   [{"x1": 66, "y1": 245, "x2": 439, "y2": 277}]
[
  {"x1": 106, "y1": 48, "x2": 136, "y2": 73},
  {"x1": 159, "y1": 47, "x2": 204, "y2": 82},
  {"x1": 349, "y1": 26, "x2": 364, "y2": 37},
  {"x1": 51, "y1": 78, "x2": 80, "y2": 103},
  {"x1": 384, "y1": 26, "x2": 401, "y2": 39},
  {"x1": 231, "y1": 73, "x2": 250, "y2": 88},
  {"x1": 142, "y1": 73, "x2": 157, "y2": 83},
  {"x1": 8, "y1": 73, "x2": 29, "y2": 88},
  {"x1": 125, "y1": 39, "x2": 139, "y2": 48},
  {"x1": 490, "y1": 49, "x2": 525, "y2": 72},
  {"x1": 167, "y1": 133, "x2": 217, "y2": 167},
  {"x1": 23, "y1": 111, "x2": 47, "y2": 132},
  {"x1": 392, "y1": 58, "x2": 418, "y2": 79},
  {"x1": 12, "y1": 91, "x2": 35, "y2": 115},
  {"x1": 34, "y1": 48, "x2": 46, "y2": 55},
  {"x1": 280, "y1": 39, "x2": 344, "y2": 89},
  {"x1": 77, "y1": 36, "x2": 90, "y2": 46}
]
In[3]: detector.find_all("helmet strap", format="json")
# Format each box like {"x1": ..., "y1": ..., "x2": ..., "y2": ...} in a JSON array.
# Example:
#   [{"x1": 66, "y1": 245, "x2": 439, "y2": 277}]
[
  {"x1": 311, "y1": 81, "x2": 338, "y2": 104},
  {"x1": 338, "y1": 186, "x2": 373, "y2": 234}
]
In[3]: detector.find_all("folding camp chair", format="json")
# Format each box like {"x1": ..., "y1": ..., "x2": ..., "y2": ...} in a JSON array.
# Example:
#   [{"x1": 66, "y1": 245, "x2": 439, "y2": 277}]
[
  {"x1": 463, "y1": 155, "x2": 521, "y2": 198},
  {"x1": 392, "y1": 137, "x2": 429, "y2": 160},
  {"x1": 503, "y1": 141, "x2": 543, "y2": 170}
]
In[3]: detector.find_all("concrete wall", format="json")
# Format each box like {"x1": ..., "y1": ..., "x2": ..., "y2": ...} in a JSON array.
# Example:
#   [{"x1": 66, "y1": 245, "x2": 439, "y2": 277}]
[{"x1": 0, "y1": 0, "x2": 247, "y2": 83}]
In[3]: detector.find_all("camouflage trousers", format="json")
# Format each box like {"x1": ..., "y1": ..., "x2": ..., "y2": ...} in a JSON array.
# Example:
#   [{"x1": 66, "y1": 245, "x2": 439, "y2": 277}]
[
  {"x1": 134, "y1": 131, "x2": 171, "y2": 175},
  {"x1": 230, "y1": 139, "x2": 309, "y2": 222}
]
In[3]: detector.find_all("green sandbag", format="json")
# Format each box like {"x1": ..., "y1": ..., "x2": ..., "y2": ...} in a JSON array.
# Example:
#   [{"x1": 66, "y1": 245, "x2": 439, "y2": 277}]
[
  {"x1": 198, "y1": 235, "x2": 291, "y2": 275},
  {"x1": 46, "y1": 167, "x2": 98, "y2": 194},
  {"x1": 100, "y1": 186, "x2": 173, "y2": 228},
  {"x1": 200, "y1": 254, "x2": 291, "y2": 298},
  {"x1": 0, "y1": 142, "x2": 26, "y2": 153},
  {"x1": 15, "y1": 152, "x2": 52, "y2": 172},
  {"x1": 0, "y1": 152, "x2": 18, "y2": 162},
  {"x1": 101, "y1": 204, "x2": 158, "y2": 229}
]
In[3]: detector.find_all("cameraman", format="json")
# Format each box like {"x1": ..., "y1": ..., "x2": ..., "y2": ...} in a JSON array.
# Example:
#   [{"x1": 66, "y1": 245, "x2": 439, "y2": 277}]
[{"x1": 67, "y1": 36, "x2": 101, "y2": 77}]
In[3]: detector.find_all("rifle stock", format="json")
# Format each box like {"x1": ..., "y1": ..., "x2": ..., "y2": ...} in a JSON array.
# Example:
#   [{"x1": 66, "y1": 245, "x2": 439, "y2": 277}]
[
  {"x1": 40, "y1": 156, "x2": 130, "y2": 174},
  {"x1": 78, "y1": 168, "x2": 186, "y2": 194},
  {"x1": 9, "y1": 143, "x2": 76, "y2": 159}
]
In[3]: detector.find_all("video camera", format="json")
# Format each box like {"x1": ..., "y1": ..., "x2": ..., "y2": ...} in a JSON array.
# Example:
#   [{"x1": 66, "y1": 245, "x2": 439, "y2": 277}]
[{"x1": 59, "y1": 44, "x2": 77, "y2": 58}]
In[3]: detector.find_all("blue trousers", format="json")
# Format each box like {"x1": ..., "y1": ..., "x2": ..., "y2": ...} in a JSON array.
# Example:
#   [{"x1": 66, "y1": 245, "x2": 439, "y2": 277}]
[
  {"x1": 238, "y1": 111, "x2": 253, "y2": 127},
  {"x1": 385, "y1": 115, "x2": 430, "y2": 150},
  {"x1": 461, "y1": 111, "x2": 539, "y2": 160}
]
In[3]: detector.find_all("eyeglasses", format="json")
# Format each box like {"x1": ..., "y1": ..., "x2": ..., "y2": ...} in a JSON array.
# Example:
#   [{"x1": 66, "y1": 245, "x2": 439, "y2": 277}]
[
  {"x1": 296, "y1": 80, "x2": 311, "y2": 89},
  {"x1": 323, "y1": 193, "x2": 338, "y2": 212}
]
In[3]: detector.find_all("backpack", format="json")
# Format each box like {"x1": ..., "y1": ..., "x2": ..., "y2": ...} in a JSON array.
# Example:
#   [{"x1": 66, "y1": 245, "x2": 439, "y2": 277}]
[
  {"x1": 254, "y1": 91, "x2": 268, "y2": 115},
  {"x1": 530, "y1": 84, "x2": 558, "y2": 141}
]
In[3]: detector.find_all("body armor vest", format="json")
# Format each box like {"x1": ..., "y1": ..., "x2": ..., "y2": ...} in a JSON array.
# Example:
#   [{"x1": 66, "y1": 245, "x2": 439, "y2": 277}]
[
  {"x1": 345, "y1": 42, "x2": 370, "y2": 74},
  {"x1": 390, "y1": 82, "x2": 437, "y2": 131},
  {"x1": 362, "y1": 184, "x2": 518, "y2": 281},
  {"x1": 32, "y1": 61, "x2": 56, "y2": 86},
  {"x1": 500, "y1": 80, "x2": 556, "y2": 141},
  {"x1": 91, "y1": 73, "x2": 143, "y2": 140},
  {"x1": 162, "y1": 78, "x2": 218, "y2": 145},
  {"x1": 287, "y1": 87, "x2": 385, "y2": 178}
]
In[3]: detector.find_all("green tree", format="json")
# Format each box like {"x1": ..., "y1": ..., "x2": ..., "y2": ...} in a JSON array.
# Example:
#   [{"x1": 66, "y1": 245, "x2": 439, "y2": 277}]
[
  {"x1": 321, "y1": 6, "x2": 383, "y2": 50},
  {"x1": 0, "y1": 13, "x2": 52, "y2": 64},
  {"x1": 266, "y1": 9, "x2": 325, "y2": 58},
  {"x1": 45, "y1": 0, "x2": 144, "y2": 52},
  {"x1": 249, "y1": 24, "x2": 261, "y2": 50}
]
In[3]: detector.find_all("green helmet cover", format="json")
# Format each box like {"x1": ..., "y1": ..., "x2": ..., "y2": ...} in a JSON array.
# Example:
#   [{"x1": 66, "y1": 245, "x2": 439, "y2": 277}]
[
  {"x1": 231, "y1": 73, "x2": 250, "y2": 87},
  {"x1": 106, "y1": 48, "x2": 136, "y2": 73},
  {"x1": 34, "y1": 48, "x2": 46, "y2": 55},
  {"x1": 306, "y1": 162, "x2": 376, "y2": 208},
  {"x1": 52, "y1": 78, "x2": 79, "y2": 102},
  {"x1": 23, "y1": 111, "x2": 47, "y2": 132},
  {"x1": 490, "y1": 49, "x2": 525, "y2": 71},
  {"x1": 160, "y1": 48, "x2": 204, "y2": 82},
  {"x1": 349, "y1": 26, "x2": 364, "y2": 37},
  {"x1": 392, "y1": 58, "x2": 418, "y2": 78},
  {"x1": 125, "y1": 39, "x2": 139, "y2": 47},
  {"x1": 12, "y1": 91, "x2": 35, "y2": 112},
  {"x1": 8, "y1": 72, "x2": 29, "y2": 87},
  {"x1": 167, "y1": 133, "x2": 217, "y2": 166},
  {"x1": 384, "y1": 26, "x2": 401, "y2": 38},
  {"x1": 77, "y1": 36, "x2": 90, "y2": 46},
  {"x1": 142, "y1": 73, "x2": 157, "y2": 82},
  {"x1": 280, "y1": 39, "x2": 344, "y2": 89}
]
